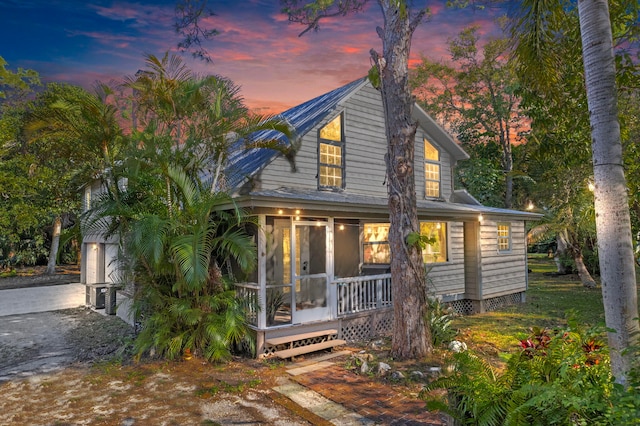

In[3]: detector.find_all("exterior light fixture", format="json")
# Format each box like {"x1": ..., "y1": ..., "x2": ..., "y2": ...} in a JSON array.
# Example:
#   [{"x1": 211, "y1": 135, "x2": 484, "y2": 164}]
[
  {"x1": 339, "y1": 224, "x2": 345, "y2": 231},
  {"x1": 588, "y1": 181, "x2": 595, "y2": 192},
  {"x1": 526, "y1": 201, "x2": 534, "y2": 210},
  {"x1": 295, "y1": 209, "x2": 301, "y2": 215},
  {"x1": 277, "y1": 209, "x2": 284, "y2": 215},
  {"x1": 478, "y1": 214, "x2": 483, "y2": 222}
]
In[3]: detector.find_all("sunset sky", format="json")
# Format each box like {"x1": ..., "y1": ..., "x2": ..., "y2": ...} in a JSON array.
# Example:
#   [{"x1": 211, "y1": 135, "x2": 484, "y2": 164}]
[{"x1": 1, "y1": 1, "x2": 512, "y2": 114}]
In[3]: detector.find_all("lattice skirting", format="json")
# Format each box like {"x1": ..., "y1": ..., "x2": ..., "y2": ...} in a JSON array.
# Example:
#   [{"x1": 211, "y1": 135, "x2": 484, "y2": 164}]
[
  {"x1": 447, "y1": 292, "x2": 525, "y2": 315},
  {"x1": 339, "y1": 308, "x2": 393, "y2": 342},
  {"x1": 254, "y1": 294, "x2": 526, "y2": 356}
]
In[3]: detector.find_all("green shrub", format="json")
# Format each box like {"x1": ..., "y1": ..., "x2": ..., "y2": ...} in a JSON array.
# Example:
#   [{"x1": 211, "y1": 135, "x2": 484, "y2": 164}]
[
  {"x1": 427, "y1": 297, "x2": 458, "y2": 347},
  {"x1": 422, "y1": 319, "x2": 628, "y2": 425}
]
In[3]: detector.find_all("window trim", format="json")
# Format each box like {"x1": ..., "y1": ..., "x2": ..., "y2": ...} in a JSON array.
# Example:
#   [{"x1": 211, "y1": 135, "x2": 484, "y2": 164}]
[
  {"x1": 424, "y1": 138, "x2": 441, "y2": 199},
  {"x1": 317, "y1": 113, "x2": 345, "y2": 190},
  {"x1": 497, "y1": 222, "x2": 512, "y2": 253}
]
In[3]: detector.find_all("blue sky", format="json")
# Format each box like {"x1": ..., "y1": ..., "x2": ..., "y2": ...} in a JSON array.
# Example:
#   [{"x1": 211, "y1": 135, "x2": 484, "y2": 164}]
[{"x1": 1, "y1": 1, "x2": 509, "y2": 113}]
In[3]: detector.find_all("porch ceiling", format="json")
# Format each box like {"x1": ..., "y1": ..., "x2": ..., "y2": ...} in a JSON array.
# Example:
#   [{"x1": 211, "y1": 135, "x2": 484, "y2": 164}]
[{"x1": 231, "y1": 187, "x2": 542, "y2": 221}]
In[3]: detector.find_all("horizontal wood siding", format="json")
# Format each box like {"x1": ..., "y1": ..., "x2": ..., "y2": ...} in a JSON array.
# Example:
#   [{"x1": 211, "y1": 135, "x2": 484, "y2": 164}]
[
  {"x1": 261, "y1": 131, "x2": 319, "y2": 191},
  {"x1": 342, "y1": 85, "x2": 387, "y2": 196},
  {"x1": 426, "y1": 222, "x2": 465, "y2": 296},
  {"x1": 479, "y1": 221, "x2": 527, "y2": 297}
]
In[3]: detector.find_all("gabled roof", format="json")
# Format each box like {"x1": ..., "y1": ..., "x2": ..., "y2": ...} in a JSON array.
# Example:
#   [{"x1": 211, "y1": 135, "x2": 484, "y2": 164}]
[
  {"x1": 224, "y1": 78, "x2": 368, "y2": 190},
  {"x1": 412, "y1": 103, "x2": 469, "y2": 162}
]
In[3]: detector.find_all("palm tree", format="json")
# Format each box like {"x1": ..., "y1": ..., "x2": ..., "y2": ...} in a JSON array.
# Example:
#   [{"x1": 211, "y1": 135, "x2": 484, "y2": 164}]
[
  {"x1": 26, "y1": 83, "x2": 125, "y2": 274},
  {"x1": 83, "y1": 53, "x2": 292, "y2": 360},
  {"x1": 577, "y1": 0, "x2": 639, "y2": 385},
  {"x1": 511, "y1": 0, "x2": 639, "y2": 384}
]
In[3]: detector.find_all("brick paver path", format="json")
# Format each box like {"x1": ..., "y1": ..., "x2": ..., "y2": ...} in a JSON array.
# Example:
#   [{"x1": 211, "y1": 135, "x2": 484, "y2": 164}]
[{"x1": 292, "y1": 363, "x2": 448, "y2": 425}]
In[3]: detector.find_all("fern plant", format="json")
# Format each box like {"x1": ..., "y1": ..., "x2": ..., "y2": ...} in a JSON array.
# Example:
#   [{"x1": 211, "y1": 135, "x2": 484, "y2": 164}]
[{"x1": 422, "y1": 319, "x2": 615, "y2": 425}]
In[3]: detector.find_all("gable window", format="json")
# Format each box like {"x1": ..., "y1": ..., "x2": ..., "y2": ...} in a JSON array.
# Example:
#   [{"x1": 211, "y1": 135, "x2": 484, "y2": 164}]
[
  {"x1": 497, "y1": 223, "x2": 511, "y2": 252},
  {"x1": 424, "y1": 139, "x2": 441, "y2": 198},
  {"x1": 420, "y1": 222, "x2": 447, "y2": 263},
  {"x1": 318, "y1": 114, "x2": 344, "y2": 189}
]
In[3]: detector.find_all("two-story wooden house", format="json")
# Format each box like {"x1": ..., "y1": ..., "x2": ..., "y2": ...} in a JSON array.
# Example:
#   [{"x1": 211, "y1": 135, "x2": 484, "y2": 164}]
[{"x1": 81, "y1": 77, "x2": 539, "y2": 358}]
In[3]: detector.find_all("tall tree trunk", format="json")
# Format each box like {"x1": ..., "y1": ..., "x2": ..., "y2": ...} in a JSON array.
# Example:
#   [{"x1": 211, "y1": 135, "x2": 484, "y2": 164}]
[
  {"x1": 554, "y1": 232, "x2": 569, "y2": 274},
  {"x1": 572, "y1": 252, "x2": 596, "y2": 288},
  {"x1": 374, "y1": 1, "x2": 431, "y2": 359},
  {"x1": 578, "y1": 0, "x2": 640, "y2": 384},
  {"x1": 46, "y1": 216, "x2": 62, "y2": 275}
]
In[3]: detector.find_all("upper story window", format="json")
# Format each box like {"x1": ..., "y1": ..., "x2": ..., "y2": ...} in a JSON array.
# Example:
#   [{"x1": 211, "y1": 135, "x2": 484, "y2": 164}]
[
  {"x1": 424, "y1": 139, "x2": 441, "y2": 198},
  {"x1": 497, "y1": 223, "x2": 511, "y2": 252},
  {"x1": 318, "y1": 114, "x2": 344, "y2": 189}
]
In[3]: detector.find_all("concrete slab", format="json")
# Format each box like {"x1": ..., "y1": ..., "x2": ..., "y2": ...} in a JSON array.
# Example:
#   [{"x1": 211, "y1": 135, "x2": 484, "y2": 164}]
[
  {"x1": 273, "y1": 378, "x2": 369, "y2": 425},
  {"x1": 0, "y1": 283, "x2": 85, "y2": 317}
]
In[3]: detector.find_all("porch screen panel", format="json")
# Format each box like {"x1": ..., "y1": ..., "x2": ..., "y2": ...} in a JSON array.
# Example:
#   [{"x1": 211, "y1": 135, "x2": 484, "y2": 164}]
[
  {"x1": 295, "y1": 225, "x2": 327, "y2": 310},
  {"x1": 265, "y1": 217, "x2": 292, "y2": 326}
]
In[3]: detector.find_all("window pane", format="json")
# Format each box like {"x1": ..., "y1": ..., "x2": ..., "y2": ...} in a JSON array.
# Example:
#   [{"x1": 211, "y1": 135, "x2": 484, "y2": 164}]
[
  {"x1": 497, "y1": 224, "x2": 511, "y2": 252},
  {"x1": 364, "y1": 243, "x2": 390, "y2": 264},
  {"x1": 320, "y1": 143, "x2": 342, "y2": 166},
  {"x1": 425, "y1": 153, "x2": 440, "y2": 198},
  {"x1": 320, "y1": 115, "x2": 341, "y2": 141},
  {"x1": 363, "y1": 223, "x2": 390, "y2": 242},
  {"x1": 320, "y1": 166, "x2": 342, "y2": 187},
  {"x1": 424, "y1": 139, "x2": 439, "y2": 161},
  {"x1": 420, "y1": 222, "x2": 447, "y2": 263},
  {"x1": 363, "y1": 223, "x2": 391, "y2": 264}
]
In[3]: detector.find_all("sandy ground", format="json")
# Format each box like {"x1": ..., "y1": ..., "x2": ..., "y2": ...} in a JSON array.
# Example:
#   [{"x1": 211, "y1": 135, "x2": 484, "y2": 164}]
[
  {"x1": 0, "y1": 307, "x2": 320, "y2": 425},
  {"x1": 0, "y1": 263, "x2": 325, "y2": 426}
]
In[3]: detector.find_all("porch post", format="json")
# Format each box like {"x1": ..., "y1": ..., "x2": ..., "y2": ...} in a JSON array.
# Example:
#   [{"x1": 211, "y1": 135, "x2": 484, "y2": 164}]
[
  {"x1": 328, "y1": 217, "x2": 337, "y2": 319},
  {"x1": 258, "y1": 214, "x2": 267, "y2": 330}
]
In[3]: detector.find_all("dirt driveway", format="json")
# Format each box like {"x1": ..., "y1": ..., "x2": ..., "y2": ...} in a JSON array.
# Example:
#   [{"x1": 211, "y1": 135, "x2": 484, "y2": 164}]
[{"x1": 0, "y1": 308, "x2": 325, "y2": 425}]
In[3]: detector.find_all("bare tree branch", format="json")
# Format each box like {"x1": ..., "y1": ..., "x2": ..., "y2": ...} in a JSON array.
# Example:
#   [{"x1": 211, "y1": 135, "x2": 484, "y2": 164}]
[
  {"x1": 175, "y1": 0, "x2": 219, "y2": 63},
  {"x1": 280, "y1": 0, "x2": 369, "y2": 37}
]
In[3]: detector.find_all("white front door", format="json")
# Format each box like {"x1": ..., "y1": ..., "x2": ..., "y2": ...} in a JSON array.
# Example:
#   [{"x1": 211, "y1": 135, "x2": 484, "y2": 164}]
[{"x1": 292, "y1": 221, "x2": 331, "y2": 323}]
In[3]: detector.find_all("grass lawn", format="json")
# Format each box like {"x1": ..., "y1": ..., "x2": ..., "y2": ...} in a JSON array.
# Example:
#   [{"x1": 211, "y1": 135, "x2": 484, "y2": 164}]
[{"x1": 451, "y1": 253, "x2": 639, "y2": 365}]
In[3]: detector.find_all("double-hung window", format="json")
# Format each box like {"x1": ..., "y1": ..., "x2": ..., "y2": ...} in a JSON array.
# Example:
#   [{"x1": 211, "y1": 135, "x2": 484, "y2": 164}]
[
  {"x1": 318, "y1": 114, "x2": 344, "y2": 189},
  {"x1": 497, "y1": 223, "x2": 511, "y2": 252},
  {"x1": 424, "y1": 139, "x2": 441, "y2": 198}
]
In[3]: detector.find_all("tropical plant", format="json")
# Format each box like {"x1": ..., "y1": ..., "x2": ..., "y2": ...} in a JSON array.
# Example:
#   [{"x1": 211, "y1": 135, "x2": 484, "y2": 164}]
[
  {"x1": 423, "y1": 319, "x2": 618, "y2": 425},
  {"x1": 119, "y1": 166, "x2": 257, "y2": 361},
  {"x1": 426, "y1": 297, "x2": 457, "y2": 347},
  {"x1": 82, "y1": 53, "x2": 292, "y2": 361}
]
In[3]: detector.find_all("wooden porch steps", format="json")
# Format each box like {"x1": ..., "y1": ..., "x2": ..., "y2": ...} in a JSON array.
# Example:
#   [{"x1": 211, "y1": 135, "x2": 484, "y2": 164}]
[
  {"x1": 266, "y1": 329, "x2": 346, "y2": 359},
  {"x1": 273, "y1": 339, "x2": 347, "y2": 359}
]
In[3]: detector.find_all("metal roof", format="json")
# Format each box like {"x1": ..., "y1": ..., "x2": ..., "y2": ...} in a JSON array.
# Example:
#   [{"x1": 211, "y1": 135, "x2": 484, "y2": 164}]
[{"x1": 232, "y1": 187, "x2": 542, "y2": 221}]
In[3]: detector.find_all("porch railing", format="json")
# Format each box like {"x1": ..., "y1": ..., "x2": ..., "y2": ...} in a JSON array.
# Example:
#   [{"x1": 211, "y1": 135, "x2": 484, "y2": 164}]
[
  {"x1": 333, "y1": 273, "x2": 392, "y2": 316},
  {"x1": 235, "y1": 282, "x2": 259, "y2": 327}
]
